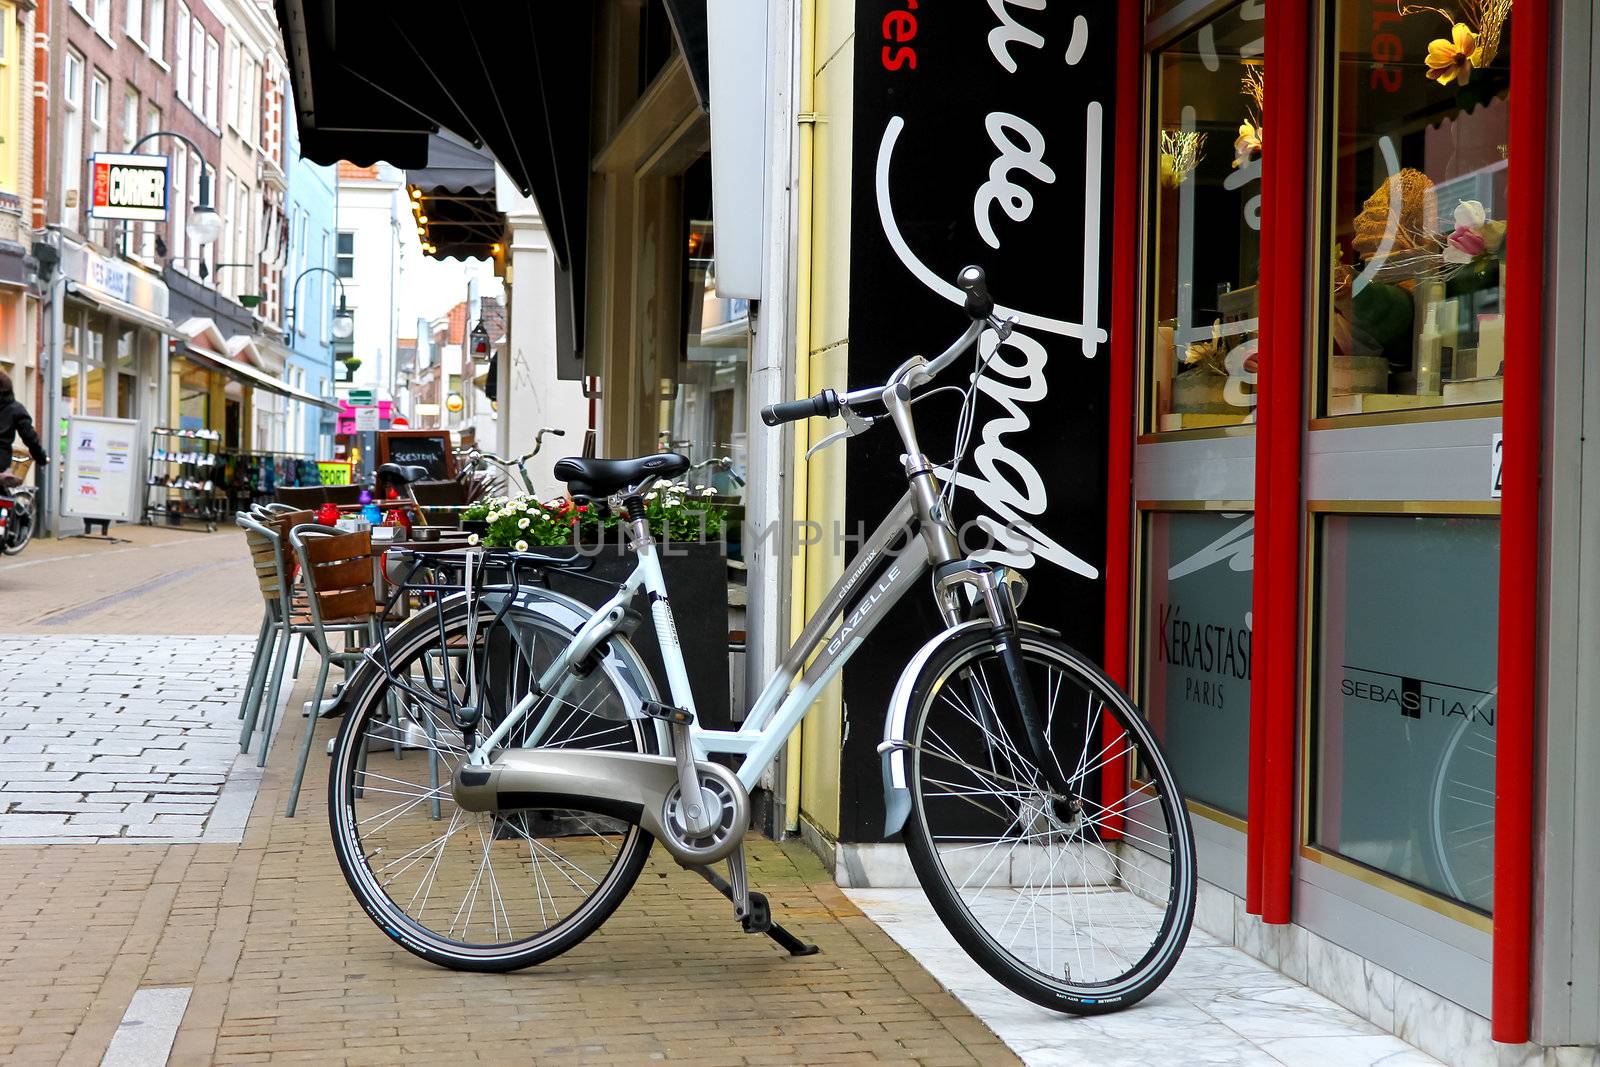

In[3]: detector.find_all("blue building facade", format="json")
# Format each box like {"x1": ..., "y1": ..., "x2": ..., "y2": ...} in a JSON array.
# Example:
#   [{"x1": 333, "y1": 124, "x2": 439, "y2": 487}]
[{"x1": 283, "y1": 107, "x2": 340, "y2": 458}]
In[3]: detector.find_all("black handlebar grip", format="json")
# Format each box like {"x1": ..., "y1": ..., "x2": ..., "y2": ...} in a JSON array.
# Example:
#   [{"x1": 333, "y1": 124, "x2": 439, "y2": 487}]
[
  {"x1": 761, "y1": 389, "x2": 841, "y2": 426},
  {"x1": 957, "y1": 265, "x2": 994, "y2": 320}
]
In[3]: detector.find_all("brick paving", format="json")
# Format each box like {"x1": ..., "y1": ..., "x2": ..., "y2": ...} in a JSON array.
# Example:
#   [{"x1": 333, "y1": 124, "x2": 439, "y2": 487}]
[
  {"x1": 0, "y1": 528, "x2": 1016, "y2": 1065},
  {"x1": 0, "y1": 634, "x2": 265, "y2": 844}
]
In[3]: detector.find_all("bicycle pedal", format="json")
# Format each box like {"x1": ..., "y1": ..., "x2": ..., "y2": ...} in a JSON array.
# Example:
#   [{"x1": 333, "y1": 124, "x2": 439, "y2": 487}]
[
  {"x1": 641, "y1": 700, "x2": 694, "y2": 726},
  {"x1": 739, "y1": 891, "x2": 772, "y2": 934}
]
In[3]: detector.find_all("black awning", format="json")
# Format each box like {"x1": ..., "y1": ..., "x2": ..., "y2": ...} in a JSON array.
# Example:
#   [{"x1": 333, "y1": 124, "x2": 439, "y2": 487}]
[
  {"x1": 277, "y1": 0, "x2": 709, "y2": 366},
  {"x1": 277, "y1": 0, "x2": 595, "y2": 270},
  {"x1": 409, "y1": 132, "x2": 496, "y2": 195},
  {"x1": 406, "y1": 132, "x2": 502, "y2": 261}
]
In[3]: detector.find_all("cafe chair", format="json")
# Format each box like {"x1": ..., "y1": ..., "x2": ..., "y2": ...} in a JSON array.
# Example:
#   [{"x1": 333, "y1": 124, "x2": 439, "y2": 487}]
[
  {"x1": 236, "y1": 513, "x2": 302, "y2": 760},
  {"x1": 284, "y1": 524, "x2": 386, "y2": 817}
]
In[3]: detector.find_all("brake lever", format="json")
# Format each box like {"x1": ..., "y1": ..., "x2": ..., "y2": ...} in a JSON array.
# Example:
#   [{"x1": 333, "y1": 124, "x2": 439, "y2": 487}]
[{"x1": 805, "y1": 404, "x2": 881, "y2": 459}]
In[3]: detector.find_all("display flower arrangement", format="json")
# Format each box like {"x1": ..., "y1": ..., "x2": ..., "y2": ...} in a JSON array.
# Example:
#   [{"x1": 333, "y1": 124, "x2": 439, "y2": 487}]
[
  {"x1": 1232, "y1": 66, "x2": 1264, "y2": 170},
  {"x1": 460, "y1": 482, "x2": 730, "y2": 550},
  {"x1": 1404, "y1": 0, "x2": 1512, "y2": 87},
  {"x1": 1158, "y1": 130, "x2": 1206, "y2": 189}
]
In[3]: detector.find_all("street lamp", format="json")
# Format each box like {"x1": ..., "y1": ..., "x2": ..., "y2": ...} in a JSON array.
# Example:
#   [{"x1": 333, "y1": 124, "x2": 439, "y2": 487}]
[
  {"x1": 125, "y1": 129, "x2": 223, "y2": 248},
  {"x1": 286, "y1": 266, "x2": 354, "y2": 343}
]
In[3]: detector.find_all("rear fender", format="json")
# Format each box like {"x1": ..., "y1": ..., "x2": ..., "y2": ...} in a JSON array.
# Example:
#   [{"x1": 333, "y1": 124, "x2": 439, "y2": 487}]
[{"x1": 877, "y1": 620, "x2": 1060, "y2": 838}]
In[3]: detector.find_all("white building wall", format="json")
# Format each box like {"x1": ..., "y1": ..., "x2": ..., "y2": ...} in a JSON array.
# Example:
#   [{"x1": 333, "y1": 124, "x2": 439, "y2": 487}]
[
  {"x1": 336, "y1": 164, "x2": 409, "y2": 399},
  {"x1": 494, "y1": 170, "x2": 585, "y2": 492}
]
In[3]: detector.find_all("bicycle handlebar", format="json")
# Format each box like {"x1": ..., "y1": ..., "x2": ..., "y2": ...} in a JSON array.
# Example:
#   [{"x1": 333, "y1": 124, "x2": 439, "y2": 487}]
[
  {"x1": 759, "y1": 265, "x2": 997, "y2": 428},
  {"x1": 761, "y1": 389, "x2": 841, "y2": 427}
]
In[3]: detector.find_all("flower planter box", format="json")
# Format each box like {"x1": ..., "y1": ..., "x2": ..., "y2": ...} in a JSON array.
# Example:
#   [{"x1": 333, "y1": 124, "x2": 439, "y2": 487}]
[{"x1": 538, "y1": 541, "x2": 733, "y2": 730}]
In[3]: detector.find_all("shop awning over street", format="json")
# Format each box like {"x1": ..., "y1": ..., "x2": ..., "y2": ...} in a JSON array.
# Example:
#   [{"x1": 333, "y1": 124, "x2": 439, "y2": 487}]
[
  {"x1": 405, "y1": 133, "x2": 502, "y2": 261},
  {"x1": 175, "y1": 317, "x2": 339, "y2": 411},
  {"x1": 275, "y1": 0, "x2": 712, "y2": 359}
]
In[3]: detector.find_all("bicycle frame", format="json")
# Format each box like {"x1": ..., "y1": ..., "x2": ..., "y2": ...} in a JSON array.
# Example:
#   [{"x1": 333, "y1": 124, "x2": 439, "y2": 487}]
[{"x1": 469, "y1": 490, "x2": 934, "y2": 796}]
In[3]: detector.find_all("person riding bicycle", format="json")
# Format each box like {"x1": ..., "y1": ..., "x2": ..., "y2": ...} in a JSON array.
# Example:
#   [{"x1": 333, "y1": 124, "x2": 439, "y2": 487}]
[{"x1": 0, "y1": 371, "x2": 48, "y2": 492}]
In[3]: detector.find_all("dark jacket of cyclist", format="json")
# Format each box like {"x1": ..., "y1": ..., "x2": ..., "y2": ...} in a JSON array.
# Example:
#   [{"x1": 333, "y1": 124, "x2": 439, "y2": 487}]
[{"x1": 0, "y1": 370, "x2": 48, "y2": 474}]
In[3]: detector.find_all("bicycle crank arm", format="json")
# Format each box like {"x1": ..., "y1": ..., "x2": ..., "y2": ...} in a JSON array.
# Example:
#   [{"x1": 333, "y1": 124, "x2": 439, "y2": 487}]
[{"x1": 452, "y1": 749, "x2": 750, "y2": 865}]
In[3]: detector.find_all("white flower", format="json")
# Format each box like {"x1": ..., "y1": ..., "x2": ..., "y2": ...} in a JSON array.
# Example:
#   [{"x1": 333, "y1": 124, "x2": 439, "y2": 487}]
[
  {"x1": 702, "y1": 487, "x2": 715, "y2": 496},
  {"x1": 486, "y1": 510, "x2": 500, "y2": 523},
  {"x1": 1454, "y1": 199, "x2": 1487, "y2": 230},
  {"x1": 518, "y1": 517, "x2": 531, "y2": 529},
  {"x1": 694, "y1": 484, "x2": 707, "y2": 492},
  {"x1": 467, "y1": 534, "x2": 480, "y2": 546},
  {"x1": 515, "y1": 539, "x2": 529, "y2": 552}
]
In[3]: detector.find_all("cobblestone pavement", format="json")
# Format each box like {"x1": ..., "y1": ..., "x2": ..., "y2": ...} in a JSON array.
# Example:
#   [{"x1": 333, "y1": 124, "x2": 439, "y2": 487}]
[
  {"x1": 0, "y1": 634, "x2": 267, "y2": 844},
  {"x1": 0, "y1": 528, "x2": 1018, "y2": 1065}
]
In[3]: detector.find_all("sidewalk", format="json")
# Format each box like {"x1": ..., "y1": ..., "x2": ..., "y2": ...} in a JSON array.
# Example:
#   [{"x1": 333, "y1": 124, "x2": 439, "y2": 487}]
[{"x1": 0, "y1": 529, "x2": 1018, "y2": 1065}]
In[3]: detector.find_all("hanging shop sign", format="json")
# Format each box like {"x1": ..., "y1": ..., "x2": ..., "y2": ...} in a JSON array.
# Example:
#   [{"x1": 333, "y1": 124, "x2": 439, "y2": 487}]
[
  {"x1": 89, "y1": 153, "x2": 170, "y2": 222},
  {"x1": 62, "y1": 415, "x2": 142, "y2": 524},
  {"x1": 838, "y1": 2, "x2": 1119, "y2": 839}
]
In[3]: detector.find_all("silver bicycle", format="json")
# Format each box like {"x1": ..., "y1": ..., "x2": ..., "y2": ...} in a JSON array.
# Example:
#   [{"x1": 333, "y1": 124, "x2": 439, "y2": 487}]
[{"x1": 326, "y1": 267, "x2": 1196, "y2": 1015}]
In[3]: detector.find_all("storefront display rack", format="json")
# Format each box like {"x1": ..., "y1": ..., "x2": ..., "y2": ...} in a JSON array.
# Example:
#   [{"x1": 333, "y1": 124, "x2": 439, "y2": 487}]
[
  {"x1": 222, "y1": 451, "x2": 322, "y2": 512},
  {"x1": 142, "y1": 427, "x2": 224, "y2": 532}
]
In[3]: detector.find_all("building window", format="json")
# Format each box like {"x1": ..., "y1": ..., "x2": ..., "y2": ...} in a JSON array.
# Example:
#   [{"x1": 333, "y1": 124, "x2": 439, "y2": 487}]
[
  {"x1": 1140, "y1": 507, "x2": 1254, "y2": 819},
  {"x1": 224, "y1": 40, "x2": 238, "y2": 131},
  {"x1": 125, "y1": 0, "x2": 144, "y2": 42},
  {"x1": 89, "y1": 72, "x2": 108, "y2": 153},
  {"x1": 91, "y1": 0, "x2": 110, "y2": 37},
  {"x1": 1310, "y1": 511, "x2": 1499, "y2": 914},
  {"x1": 121, "y1": 87, "x2": 139, "y2": 152},
  {"x1": 61, "y1": 52, "x2": 84, "y2": 229},
  {"x1": 0, "y1": 3, "x2": 16, "y2": 194},
  {"x1": 140, "y1": 103, "x2": 161, "y2": 258},
  {"x1": 148, "y1": 0, "x2": 165, "y2": 62},
  {"x1": 336, "y1": 230, "x2": 354, "y2": 278},
  {"x1": 1322, "y1": 1, "x2": 1512, "y2": 417},
  {"x1": 1145, "y1": 2, "x2": 1263, "y2": 434},
  {"x1": 188, "y1": 20, "x2": 203, "y2": 106},
  {"x1": 169, "y1": 147, "x2": 186, "y2": 266},
  {"x1": 203, "y1": 34, "x2": 219, "y2": 126},
  {"x1": 320, "y1": 231, "x2": 332, "y2": 343},
  {"x1": 175, "y1": 4, "x2": 189, "y2": 100}
]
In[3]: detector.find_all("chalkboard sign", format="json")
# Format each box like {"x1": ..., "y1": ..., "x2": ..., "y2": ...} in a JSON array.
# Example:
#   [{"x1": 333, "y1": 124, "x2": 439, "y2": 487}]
[{"x1": 377, "y1": 430, "x2": 455, "y2": 480}]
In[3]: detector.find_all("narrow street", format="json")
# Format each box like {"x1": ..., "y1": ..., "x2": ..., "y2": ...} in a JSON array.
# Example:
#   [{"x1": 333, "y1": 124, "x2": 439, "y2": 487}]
[
  {"x1": 0, "y1": 530, "x2": 1018, "y2": 1066},
  {"x1": 0, "y1": 530, "x2": 1456, "y2": 1066}
]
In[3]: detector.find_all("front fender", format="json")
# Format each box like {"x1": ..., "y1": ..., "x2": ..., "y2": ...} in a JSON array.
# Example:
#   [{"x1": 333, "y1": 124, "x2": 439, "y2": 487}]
[{"x1": 877, "y1": 620, "x2": 1061, "y2": 838}]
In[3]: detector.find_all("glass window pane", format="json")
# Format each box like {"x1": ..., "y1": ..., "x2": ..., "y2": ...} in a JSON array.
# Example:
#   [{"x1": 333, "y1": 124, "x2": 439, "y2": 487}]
[
  {"x1": 1147, "y1": 2, "x2": 1264, "y2": 433},
  {"x1": 1323, "y1": 3, "x2": 1511, "y2": 417},
  {"x1": 1312, "y1": 513, "x2": 1499, "y2": 912},
  {"x1": 1140, "y1": 509, "x2": 1253, "y2": 817}
]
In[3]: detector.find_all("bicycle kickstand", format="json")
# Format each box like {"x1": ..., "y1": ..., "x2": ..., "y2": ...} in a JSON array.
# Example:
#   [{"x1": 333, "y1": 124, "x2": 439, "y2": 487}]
[{"x1": 691, "y1": 845, "x2": 820, "y2": 957}]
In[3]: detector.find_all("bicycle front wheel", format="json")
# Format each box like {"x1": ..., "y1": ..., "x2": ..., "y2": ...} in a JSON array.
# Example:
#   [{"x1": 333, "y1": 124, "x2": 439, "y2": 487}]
[
  {"x1": 901, "y1": 629, "x2": 1196, "y2": 1014},
  {"x1": 328, "y1": 595, "x2": 659, "y2": 972}
]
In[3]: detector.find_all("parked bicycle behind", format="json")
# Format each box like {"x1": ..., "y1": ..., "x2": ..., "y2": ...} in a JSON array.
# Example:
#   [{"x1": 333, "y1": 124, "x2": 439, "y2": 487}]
[
  {"x1": 325, "y1": 268, "x2": 1196, "y2": 1016},
  {"x1": 0, "y1": 371, "x2": 47, "y2": 556}
]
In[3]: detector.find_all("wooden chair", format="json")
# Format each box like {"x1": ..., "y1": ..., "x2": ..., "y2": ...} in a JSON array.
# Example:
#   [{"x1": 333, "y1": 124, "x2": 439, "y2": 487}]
[{"x1": 285, "y1": 524, "x2": 384, "y2": 817}]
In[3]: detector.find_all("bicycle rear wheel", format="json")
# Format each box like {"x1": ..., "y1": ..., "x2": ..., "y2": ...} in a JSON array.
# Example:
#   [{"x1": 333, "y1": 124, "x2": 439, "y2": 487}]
[
  {"x1": 328, "y1": 595, "x2": 659, "y2": 972},
  {"x1": 900, "y1": 629, "x2": 1196, "y2": 1014}
]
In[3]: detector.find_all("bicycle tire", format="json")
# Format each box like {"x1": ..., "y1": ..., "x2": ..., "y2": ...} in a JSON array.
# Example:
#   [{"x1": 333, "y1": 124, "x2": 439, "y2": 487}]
[
  {"x1": 328, "y1": 596, "x2": 658, "y2": 972},
  {"x1": 900, "y1": 629, "x2": 1196, "y2": 1014}
]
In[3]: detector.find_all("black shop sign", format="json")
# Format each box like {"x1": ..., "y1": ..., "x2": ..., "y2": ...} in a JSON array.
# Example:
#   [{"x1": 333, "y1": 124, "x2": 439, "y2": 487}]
[{"x1": 838, "y1": 2, "x2": 1119, "y2": 842}]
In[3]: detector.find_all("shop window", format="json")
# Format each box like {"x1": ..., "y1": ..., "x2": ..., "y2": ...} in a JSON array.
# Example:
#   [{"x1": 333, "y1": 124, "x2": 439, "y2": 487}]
[
  {"x1": 658, "y1": 155, "x2": 749, "y2": 501},
  {"x1": 1310, "y1": 511, "x2": 1498, "y2": 912},
  {"x1": 1322, "y1": 2, "x2": 1511, "y2": 417},
  {"x1": 1145, "y1": 2, "x2": 1264, "y2": 433},
  {"x1": 1140, "y1": 508, "x2": 1253, "y2": 819}
]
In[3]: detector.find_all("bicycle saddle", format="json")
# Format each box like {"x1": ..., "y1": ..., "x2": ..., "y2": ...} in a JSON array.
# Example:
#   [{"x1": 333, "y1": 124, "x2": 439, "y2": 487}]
[
  {"x1": 377, "y1": 463, "x2": 431, "y2": 485},
  {"x1": 554, "y1": 453, "x2": 689, "y2": 498}
]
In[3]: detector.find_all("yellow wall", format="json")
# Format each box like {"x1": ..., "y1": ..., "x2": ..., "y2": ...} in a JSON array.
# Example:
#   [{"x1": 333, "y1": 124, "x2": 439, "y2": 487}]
[{"x1": 793, "y1": 0, "x2": 856, "y2": 840}]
